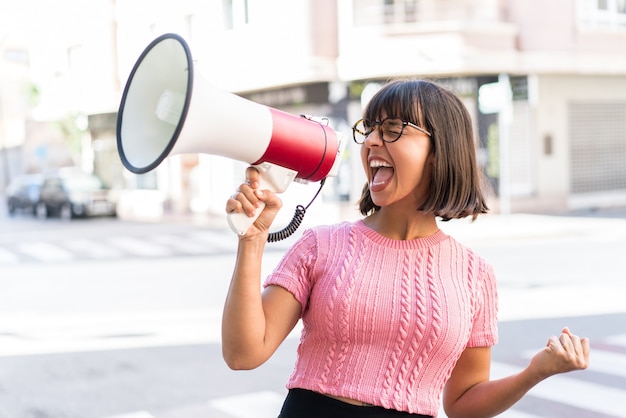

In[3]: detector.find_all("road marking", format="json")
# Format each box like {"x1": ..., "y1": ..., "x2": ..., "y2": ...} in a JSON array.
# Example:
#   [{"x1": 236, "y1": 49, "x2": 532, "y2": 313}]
[
  {"x1": 606, "y1": 333, "x2": 626, "y2": 348},
  {"x1": 498, "y1": 283, "x2": 626, "y2": 321},
  {"x1": 0, "y1": 310, "x2": 223, "y2": 357},
  {"x1": 0, "y1": 247, "x2": 19, "y2": 264},
  {"x1": 209, "y1": 391, "x2": 285, "y2": 418},
  {"x1": 99, "y1": 412, "x2": 154, "y2": 418},
  {"x1": 16, "y1": 241, "x2": 75, "y2": 262},
  {"x1": 438, "y1": 404, "x2": 542, "y2": 418},
  {"x1": 577, "y1": 348, "x2": 626, "y2": 378},
  {"x1": 151, "y1": 234, "x2": 210, "y2": 254},
  {"x1": 62, "y1": 238, "x2": 124, "y2": 258},
  {"x1": 0, "y1": 231, "x2": 236, "y2": 264},
  {"x1": 495, "y1": 411, "x2": 542, "y2": 418},
  {"x1": 492, "y1": 362, "x2": 626, "y2": 417},
  {"x1": 186, "y1": 231, "x2": 237, "y2": 252},
  {"x1": 106, "y1": 236, "x2": 171, "y2": 257}
]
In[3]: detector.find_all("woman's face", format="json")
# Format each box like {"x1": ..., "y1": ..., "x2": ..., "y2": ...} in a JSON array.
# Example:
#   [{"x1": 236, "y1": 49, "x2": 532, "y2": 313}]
[{"x1": 359, "y1": 113, "x2": 432, "y2": 210}]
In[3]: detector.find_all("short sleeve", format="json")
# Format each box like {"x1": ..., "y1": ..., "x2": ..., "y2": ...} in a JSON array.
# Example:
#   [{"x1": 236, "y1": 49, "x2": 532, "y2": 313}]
[
  {"x1": 263, "y1": 228, "x2": 318, "y2": 315},
  {"x1": 467, "y1": 261, "x2": 499, "y2": 347}
]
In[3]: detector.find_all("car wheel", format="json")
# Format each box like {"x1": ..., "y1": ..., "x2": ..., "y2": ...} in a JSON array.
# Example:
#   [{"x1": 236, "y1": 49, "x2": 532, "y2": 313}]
[
  {"x1": 35, "y1": 202, "x2": 48, "y2": 220},
  {"x1": 60, "y1": 203, "x2": 73, "y2": 220}
]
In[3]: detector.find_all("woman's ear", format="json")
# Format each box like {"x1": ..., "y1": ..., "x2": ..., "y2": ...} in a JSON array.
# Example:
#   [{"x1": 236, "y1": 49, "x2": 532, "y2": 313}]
[{"x1": 427, "y1": 152, "x2": 436, "y2": 166}]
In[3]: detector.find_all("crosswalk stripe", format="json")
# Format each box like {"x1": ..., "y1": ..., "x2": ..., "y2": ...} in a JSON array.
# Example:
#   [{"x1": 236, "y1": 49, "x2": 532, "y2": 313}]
[
  {"x1": 581, "y1": 348, "x2": 626, "y2": 378},
  {"x1": 606, "y1": 333, "x2": 626, "y2": 348},
  {"x1": 495, "y1": 411, "x2": 542, "y2": 418},
  {"x1": 186, "y1": 231, "x2": 236, "y2": 251},
  {"x1": 492, "y1": 362, "x2": 626, "y2": 417},
  {"x1": 0, "y1": 309, "x2": 223, "y2": 357},
  {"x1": 62, "y1": 238, "x2": 124, "y2": 258},
  {"x1": 439, "y1": 404, "x2": 542, "y2": 418},
  {"x1": 150, "y1": 234, "x2": 210, "y2": 254},
  {"x1": 105, "y1": 236, "x2": 171, "y2": 257},
  {"x1": 0, "y1": 247, "x2": 19, "y2": 264},
  {"x1": 0, "y1": 230, "x2": 240, "y2": 264},
  {"x1": 99, "y1": 412, "x2": 154, "y2": 418},
  {"x1": 208, "y1": 391, "x2": 285, "y2": 418},
  {"x1": 16, "y1": 241, "x2": 75, "y2": 262}
]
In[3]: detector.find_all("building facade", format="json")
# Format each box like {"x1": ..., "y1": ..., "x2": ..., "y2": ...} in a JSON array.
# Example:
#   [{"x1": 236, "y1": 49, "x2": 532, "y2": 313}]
[
  {"x1": 6, "y1": 0, "x2": 626, "y2": 217},
  {"x1": 113, "y1": 0, "x2": 626, "y2": 215}
]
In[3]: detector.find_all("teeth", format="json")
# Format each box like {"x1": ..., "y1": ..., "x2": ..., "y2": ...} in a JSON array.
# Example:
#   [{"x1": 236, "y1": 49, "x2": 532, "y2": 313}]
[{"x1": 370, "y1": 159, "x2": 391, "y2": 168}]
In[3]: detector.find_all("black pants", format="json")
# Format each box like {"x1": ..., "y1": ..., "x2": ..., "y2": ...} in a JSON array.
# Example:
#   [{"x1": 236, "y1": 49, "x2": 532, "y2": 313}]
[{"x1": 277, "y1": 388, "x2": 433, "y2": 418}]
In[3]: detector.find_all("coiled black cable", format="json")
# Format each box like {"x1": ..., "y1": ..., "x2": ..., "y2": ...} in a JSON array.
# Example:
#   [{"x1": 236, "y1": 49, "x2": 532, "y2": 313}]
[
  {"x1": 267, "y1": 178, "x2": 326, "y2": 243},
  {"x1": 267, "y1": 205, "x2": 306, "y2": 243}
]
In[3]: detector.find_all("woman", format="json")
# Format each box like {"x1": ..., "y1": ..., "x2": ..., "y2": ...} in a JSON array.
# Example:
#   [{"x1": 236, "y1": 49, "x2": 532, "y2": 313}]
[{"x1": 222, "y1": 79, "x2": 590, "y2": 418}]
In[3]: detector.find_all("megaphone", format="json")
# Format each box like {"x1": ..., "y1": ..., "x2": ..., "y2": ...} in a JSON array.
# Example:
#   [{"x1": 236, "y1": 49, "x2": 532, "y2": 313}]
[{"x1": 116, "y1": 33, "x2": 346, "y2": 237}]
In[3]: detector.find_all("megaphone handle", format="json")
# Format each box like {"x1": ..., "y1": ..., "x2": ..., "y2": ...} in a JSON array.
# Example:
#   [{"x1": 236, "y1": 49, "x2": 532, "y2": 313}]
[{"x1": 227, "y1": 163, "x2": 297, "y2": 236}]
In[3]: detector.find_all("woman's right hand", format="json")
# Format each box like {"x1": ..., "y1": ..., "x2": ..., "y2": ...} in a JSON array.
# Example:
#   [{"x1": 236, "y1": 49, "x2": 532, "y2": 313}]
[{"x1": 226, "y1": 166, "x2": 283, "y2": 239}]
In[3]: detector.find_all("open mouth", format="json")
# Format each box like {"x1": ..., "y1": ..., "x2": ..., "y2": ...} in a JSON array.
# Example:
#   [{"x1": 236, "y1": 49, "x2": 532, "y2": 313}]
[{"x1": 370, "y1": 159, "x2": 394, "y2": 190}]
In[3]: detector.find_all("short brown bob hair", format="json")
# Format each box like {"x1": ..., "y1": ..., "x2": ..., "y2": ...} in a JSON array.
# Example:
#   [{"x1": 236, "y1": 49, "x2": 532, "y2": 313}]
[{"x1": 358, "y1": 79, "x2": 489, "y2": 221}]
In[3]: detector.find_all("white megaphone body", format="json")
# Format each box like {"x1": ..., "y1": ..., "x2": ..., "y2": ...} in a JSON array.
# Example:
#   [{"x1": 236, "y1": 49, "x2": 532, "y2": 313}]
[{"x1": 116, "y1": 33, "x2": 346, "y2": 236}]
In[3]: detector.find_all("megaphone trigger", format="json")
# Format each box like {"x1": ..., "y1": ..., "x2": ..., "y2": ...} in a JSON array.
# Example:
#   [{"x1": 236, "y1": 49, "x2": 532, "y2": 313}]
[{"x1": 227, "y1": 163, "x2": 297, "y2": 236}]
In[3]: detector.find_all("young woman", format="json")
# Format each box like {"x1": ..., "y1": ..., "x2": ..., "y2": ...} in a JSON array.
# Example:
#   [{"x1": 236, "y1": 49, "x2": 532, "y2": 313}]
[{"x1": 222, "y1": 79, "x2": 590, "y2": 418}]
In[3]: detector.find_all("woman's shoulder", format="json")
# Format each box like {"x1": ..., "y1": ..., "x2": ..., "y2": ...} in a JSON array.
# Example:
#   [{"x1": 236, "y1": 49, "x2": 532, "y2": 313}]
[
  {"x1": 305, "y1": 220, "x2": 359, "y2": 235},
  {"x1": 295, "y1": 220, "x2": 360, "y2": 248},
  {"x1": 443, "y1": 233, "x2": 493, "y2": 271}
]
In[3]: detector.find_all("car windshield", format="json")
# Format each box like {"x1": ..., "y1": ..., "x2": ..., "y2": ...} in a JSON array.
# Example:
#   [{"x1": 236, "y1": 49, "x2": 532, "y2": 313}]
[{"x1": 63, "y1": 175, "x2": 104, "y2": 191}]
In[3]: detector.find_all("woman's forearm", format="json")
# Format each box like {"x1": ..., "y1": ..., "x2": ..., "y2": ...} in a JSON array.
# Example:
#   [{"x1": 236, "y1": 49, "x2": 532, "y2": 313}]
[
  {"x1": 445, "y1": 366, "x2": 546, "y2": 418},
  {"x1": 221, "y1": 237, "x2": 268, "y2": 369}
]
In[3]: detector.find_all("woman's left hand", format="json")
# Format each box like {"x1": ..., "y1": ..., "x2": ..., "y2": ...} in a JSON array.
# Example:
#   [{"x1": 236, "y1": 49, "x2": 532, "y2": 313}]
[{"x1": 529, "y1": 327, "x2": 590, "y2": 379}]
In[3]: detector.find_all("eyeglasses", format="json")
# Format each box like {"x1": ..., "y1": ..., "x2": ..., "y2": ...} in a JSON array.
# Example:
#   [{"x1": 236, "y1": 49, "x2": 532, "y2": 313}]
[{"x1": 352, "y1": 117, "x2": 431, "y2": 144}]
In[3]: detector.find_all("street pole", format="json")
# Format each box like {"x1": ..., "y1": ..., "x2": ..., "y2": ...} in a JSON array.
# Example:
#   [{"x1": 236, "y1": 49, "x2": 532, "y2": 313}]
[{"x1": 498, "y1": 74, "x2": 513, "y2": 217}]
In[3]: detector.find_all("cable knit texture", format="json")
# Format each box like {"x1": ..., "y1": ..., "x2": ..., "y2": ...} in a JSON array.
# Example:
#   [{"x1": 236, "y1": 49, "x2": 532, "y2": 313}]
[{"x1": 264, "y1": 220, "x2": 498, "y2": 416}]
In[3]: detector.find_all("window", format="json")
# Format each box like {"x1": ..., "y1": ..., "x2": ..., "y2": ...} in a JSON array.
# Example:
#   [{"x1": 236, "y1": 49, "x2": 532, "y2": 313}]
[
  {"x1": 223, "y1": 0, "x2": 249, "y2": 30},
  {"x1": 353, "y1": 0, "x2": 499, "y2": 27},
  {"x1": 384, "y1": 0, "x2": 418, "y2": 23},
  {"x1": 354, "y1": 0, "x2": 419, "y2": 25},
  {"x1": 578, "y1": 0, "x2": 626, "y2": 29}
]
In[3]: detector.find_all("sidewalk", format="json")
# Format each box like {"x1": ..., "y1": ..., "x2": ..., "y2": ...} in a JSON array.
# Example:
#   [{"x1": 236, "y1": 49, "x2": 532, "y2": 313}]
[
  {"x1": 438, "y1": 211, "x2": 626, "y2": 244},
  {"x1": 156, "y1": 201, "x2": 626, "y2": 243},
  {"x1": 438, "y1": 211, "x2": 626, "y2": 322}
]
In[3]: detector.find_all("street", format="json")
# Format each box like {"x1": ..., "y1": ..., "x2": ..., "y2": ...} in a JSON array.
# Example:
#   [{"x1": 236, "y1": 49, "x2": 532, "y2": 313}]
[{"x1": 0, "y1": 208, "x2": 625, "y2": 418}]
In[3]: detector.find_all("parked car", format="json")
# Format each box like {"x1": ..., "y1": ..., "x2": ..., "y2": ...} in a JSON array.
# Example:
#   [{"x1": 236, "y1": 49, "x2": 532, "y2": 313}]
[
  {"x1": 36, "y1": 170, "x2": 117, "y2": 219},
  {"x1": 5, "y1": 174, "x2": 44, "y2": 216}
]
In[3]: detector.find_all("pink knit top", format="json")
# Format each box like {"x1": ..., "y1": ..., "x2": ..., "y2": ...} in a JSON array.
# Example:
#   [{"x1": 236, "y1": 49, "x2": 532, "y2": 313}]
[{"x1": 264, "y1": 220, "x2": 498, "y2": 416}]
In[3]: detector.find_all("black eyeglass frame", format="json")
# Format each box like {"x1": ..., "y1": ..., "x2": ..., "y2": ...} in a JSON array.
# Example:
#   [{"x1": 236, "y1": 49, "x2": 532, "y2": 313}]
[{"x1": 351, "y1": 117, "x2": 431, "y2": 144}]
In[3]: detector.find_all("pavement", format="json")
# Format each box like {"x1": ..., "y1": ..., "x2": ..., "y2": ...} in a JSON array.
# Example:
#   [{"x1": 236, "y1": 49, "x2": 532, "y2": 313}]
[
  {"x1": 2, "y1": 202, "x2": 625, "y2": 418},
  {"x1": 154, "y1": 201, "x2": 626, "y2": 246},
  {"x1": 151, "y1": 202, "x2": 626, "y2": 322},
  {"x1": 437, "y1": 210, "x2": 626, "y2": 322},
  {"x1": 437, "y1": 209, "x2": 626, "y2": 244}
]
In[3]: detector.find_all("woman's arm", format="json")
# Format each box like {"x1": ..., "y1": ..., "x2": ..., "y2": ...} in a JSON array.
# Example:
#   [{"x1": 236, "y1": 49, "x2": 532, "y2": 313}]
[
  {"x1": 221, "y1": 168, "x2": 302, "y2": 370},
  {"x1": 443, "y1": 327, "x2": 590, "y2": 418}
]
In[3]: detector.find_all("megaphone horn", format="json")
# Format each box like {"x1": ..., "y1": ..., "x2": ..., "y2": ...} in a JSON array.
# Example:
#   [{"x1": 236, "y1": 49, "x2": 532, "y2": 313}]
[{"x1": 116, "y1": 33, "x2": 346, "y2": 237}]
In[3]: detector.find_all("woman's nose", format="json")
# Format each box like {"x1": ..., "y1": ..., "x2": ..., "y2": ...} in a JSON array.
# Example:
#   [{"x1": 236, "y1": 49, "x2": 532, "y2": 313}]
[{"x1": 364, "y1": 127, "x2": 384, "y2": 146}]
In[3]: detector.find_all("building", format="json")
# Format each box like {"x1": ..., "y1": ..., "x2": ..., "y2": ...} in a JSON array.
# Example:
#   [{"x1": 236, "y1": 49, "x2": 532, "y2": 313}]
[{"x1": 6, "y1": 0, "x2": 626, "y2": 217}]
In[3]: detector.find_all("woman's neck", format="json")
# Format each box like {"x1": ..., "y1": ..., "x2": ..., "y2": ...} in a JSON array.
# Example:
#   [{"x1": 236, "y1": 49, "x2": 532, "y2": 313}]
[{"x1": 363, "y1": 209, "x2": 439, "y2": 241}]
